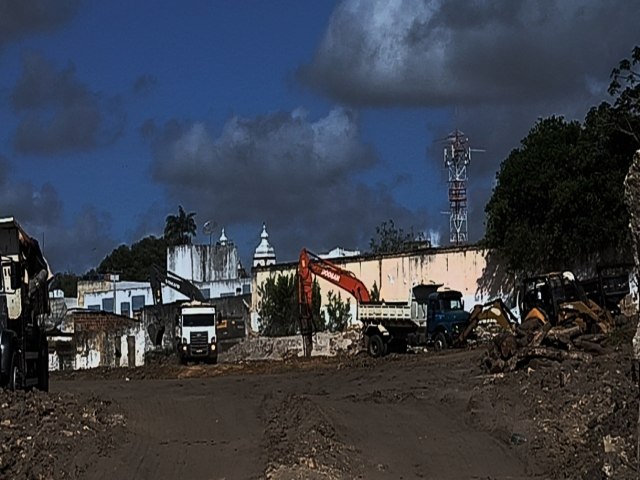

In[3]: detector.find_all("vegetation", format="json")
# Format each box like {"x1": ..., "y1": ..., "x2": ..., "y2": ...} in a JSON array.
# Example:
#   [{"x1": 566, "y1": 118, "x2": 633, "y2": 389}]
[
  {"x1": 369, "y1": 281, "x2": 380, "y2": 302},
  {"x1": 485, "y1": 48, "x2": 640, "y2": 275},
  {"x1": 257, "y1": 273, "x2": 322, "y2": 336},
  {"x1": 97, "y1": 236, "x2": 166, "y2": 281},
  {"x1": 369, "y1": 219, "x2": 420, "y2": 254},
  {"x1": 609, "y1": 45, "x2": 640, "y2": 142},
  {"x1": 164, "y1": 205, "x2": 197, "y2": 246},
  {"x1": 324, "y1": 291, "x2": 351, "y2": 332}
]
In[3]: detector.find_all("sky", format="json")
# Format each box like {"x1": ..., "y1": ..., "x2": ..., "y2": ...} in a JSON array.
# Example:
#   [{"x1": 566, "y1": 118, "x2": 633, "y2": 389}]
[{"x1": 0, "y1": 0, "x2": 637, "y2": 274}]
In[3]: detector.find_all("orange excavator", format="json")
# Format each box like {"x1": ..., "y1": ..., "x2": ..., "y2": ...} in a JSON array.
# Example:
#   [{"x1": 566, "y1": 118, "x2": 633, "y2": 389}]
[{"x1": 297, "y1": 248, "x2": 370, "y2": 356}]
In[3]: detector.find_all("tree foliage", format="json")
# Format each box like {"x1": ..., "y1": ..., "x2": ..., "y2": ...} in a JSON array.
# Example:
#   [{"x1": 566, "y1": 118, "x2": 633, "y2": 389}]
[
  {"x1": 97, "y1": 235, "x2": 167, "y2": 281},
  {"x1": 485, "y1": 106, "x2": 639, "y2": 275},
  {"x1": 164, "y1": 205, "x2": 197, "y2": 246},
  {"x1": 257, "y1": 274, "x2": 322, "y2": 336},
  {"x1": 369, "y1": 219, "x2": 417, "y2": 254},
  {"x1": 324, "y1": 291, "x2": 351, "y2": 332},
  {"x1": 50, "y1": 272, "x2": 79, "y2": 298},
  {"x1": 369, "y1": 281, "x2": 380, "y2": 302},
  {"x1": 609, "y1": 45, "x2": 640, "y2": 142}
]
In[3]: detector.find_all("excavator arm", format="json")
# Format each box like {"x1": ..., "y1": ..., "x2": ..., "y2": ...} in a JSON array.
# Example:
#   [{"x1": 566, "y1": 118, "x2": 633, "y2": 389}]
[
  {"x1": 456, "y1": 298, "x2": 517, "y2": 345},
  {"x1": 149, "y1": 265, "x2": 206, "y2": 305},
  {"x1": 297, "y1": 248, "x2": 371, "y2": 356}
]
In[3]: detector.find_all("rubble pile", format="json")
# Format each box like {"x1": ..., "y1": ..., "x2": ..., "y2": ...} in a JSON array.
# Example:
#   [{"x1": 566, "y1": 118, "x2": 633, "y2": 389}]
[
  {"x1": 484, "y1": 302, "x2": 616, "y2": 373},
  {"x1": 224, "y1": 330, "x2": 361, "y2": 362},
  {"x1": 0, "y1": 390, "x2": 124, "y2": 479}
]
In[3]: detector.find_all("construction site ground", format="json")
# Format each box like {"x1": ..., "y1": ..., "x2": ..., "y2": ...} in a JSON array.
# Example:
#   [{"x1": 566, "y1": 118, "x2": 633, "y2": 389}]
[{"x1": 1, "y1": 323, "x2": 638, "y2": 480}]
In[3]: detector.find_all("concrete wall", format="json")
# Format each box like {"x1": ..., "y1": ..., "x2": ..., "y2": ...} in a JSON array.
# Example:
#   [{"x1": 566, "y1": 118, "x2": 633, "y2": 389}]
[
  {"x1": 250, "y1": 246, "x2": 513, "y2": 331},
  {"x1": 48, "y1": 311, "x2": 146, "y2": 370},
  {"x1": 168, "y1": 243, "x2": 248, "y2": 282}
]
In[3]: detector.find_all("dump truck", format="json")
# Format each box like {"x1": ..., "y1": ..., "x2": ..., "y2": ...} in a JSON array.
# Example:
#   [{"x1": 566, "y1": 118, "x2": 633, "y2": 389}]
[
  {"x1": 150, "y1": 266, "x2": 218, "y2": 364},
  {"x1": 0, "y1": 217, "x2": 51, "y2": 391},
  {"x1": 297, "y1": 248, "x2": 476, "y2": 357}
]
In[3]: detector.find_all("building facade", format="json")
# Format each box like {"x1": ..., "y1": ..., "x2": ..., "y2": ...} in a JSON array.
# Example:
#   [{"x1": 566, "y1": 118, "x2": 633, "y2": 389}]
[{"x1": 250, "y1": 246, "x2": 513, "y2": 332}]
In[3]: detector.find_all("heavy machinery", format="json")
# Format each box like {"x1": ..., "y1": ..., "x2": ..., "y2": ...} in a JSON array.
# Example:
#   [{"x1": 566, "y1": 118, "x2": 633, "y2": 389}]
[
  {"x1": 517, "y1": 271, "x2": 613, "y2": 331},
  {"x1": 149, "y1": 265, "x2": 218, "y2": 364},
  {"x1": 297, "y1": 249, "x2": 474, "y2": 356},
  {"x1": 0, "y1": 217, "x2": 52, "y2": 391}
]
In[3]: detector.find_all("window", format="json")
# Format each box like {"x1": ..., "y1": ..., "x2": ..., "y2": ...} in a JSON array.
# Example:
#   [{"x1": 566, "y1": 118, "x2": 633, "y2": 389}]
[
  {"x1": 102, "y1": 298, "x2": 114, "y2": 313},
  {"x1": 199, "y1": 288, "x2": 210, "y2": 299},
  {"x1": 132, "y1": 295, "x2": 145, "y2": 311},
  {"x1": 120, "y1": 302, "x2": 131, "y2": 317},
  {"x1": 242, "y1": 284, "x2": 251, "y2": 294},
  {"x1": 88, "y1": 304, "x2": 100, "y2": 311}
]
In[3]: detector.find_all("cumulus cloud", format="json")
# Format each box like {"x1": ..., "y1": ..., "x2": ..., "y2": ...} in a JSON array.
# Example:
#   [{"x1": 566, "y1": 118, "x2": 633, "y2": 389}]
[
  {"x1": 301, "y1": 0, "x2": 639, "y2": 242},
  {"x1": 10, "y1": 52, "x2": 125, "y2": 154},
  {"x1": 300, "y1": 0, "x2": 637, "y2": 107},
  {"x1": 0, "y1": 155, "x2": 115, "y2": 272},
  {"x1": 142, "y1": 108, "x2": 420, "y2": 260},
  {"x1": 0, "y1": 0, "x2": 80, "y2": 48}
]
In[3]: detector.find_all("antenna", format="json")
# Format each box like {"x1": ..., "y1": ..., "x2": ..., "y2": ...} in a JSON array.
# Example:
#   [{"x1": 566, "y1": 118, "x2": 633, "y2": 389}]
[
  {"x1": 202, "y1": 220, "x2": 217, "y2": 247},
  {"x1": 440, "y1": 129, "x2": 483, "y2": 246}
]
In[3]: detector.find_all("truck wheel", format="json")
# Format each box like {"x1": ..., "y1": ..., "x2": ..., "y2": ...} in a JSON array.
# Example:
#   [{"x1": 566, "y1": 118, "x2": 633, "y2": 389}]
[
  {"x1": 8, "y1": 353, "x2": 19, "y2": 391},
  {"x1": 433, "y1": 332, "x2": 448, "y2": 352},
  {"x1": 368, "y1": 334, "x2": 385, "y2": 358},
  {"x1": 37, "y1": 343, "x2": 49, "y2": 392}
]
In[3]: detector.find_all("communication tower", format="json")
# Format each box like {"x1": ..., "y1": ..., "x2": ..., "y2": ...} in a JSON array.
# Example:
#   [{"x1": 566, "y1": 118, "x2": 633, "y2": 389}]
[{"x1": 443, "y1": 129, "x2": 473, "y2": 245}]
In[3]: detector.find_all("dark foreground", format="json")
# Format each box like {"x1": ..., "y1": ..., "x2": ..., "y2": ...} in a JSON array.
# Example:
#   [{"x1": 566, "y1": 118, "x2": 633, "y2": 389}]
[{"x1": 1, "y1": 335, "x2": 637, "y2": 479}]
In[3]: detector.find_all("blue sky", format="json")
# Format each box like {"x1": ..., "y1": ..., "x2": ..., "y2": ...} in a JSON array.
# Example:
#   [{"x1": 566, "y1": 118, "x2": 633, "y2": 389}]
[{"x1": 0, "y1": 0, "x2": 637, "y2": 273}]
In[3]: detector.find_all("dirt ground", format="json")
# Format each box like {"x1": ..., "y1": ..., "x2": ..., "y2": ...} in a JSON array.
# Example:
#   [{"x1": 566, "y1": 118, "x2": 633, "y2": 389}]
[{"x1": 1, "y1": 323, "x2": 638, "y2": 480}]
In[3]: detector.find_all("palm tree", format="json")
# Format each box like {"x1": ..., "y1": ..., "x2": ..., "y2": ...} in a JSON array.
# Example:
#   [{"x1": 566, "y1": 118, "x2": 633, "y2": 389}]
[{"x1": 164, "y1": 205, "x2": 197, "y2": 246}]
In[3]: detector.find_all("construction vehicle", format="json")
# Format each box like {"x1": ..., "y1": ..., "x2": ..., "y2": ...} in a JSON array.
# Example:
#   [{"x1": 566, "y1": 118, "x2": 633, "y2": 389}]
[
  {"x1": 517, "y1": 271, "x2": 613, "y2": 331},
  {"x1": 0, "y1": 217, "x2": 52, "y2": 391},
  {"x1": 149, "y1": 265, "x2": 218, "y2": 364},
  {"x1": 297, "y1": 249, "x2": 474, "y2": 356},
  {"x1": 580, "y1": 263, "x2": 633, "y2": 315}
]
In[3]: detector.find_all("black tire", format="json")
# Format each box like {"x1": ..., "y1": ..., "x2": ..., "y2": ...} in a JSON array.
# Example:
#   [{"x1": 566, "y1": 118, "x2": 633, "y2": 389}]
[
  {"x1": 37, "y1": 342, "x2": 49, "y2": 392},
  {"x1": 367, "y1": 334, "x2": 385, "y2": 358},
  {"x1": 8, "y1": 353, "x2": 19, "y2": 391},
  {"x1": 433, "y1": 332, "x2": 448, "y2": 352}
]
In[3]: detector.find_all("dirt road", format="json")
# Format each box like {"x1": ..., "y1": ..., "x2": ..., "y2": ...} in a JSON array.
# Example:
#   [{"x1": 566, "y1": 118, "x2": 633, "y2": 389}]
[{"x1": 54, "y1": 350, "x2": 541, "y2": 480}]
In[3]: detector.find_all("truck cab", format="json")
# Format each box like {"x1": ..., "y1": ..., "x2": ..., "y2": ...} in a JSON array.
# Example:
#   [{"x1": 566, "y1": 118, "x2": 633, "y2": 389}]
[
  {"x1": 426, "y1": 290, "x2": 470, "y2": 350},
  {"x1": 176, "y1": 303, "x2": 218, "y2": 364}
]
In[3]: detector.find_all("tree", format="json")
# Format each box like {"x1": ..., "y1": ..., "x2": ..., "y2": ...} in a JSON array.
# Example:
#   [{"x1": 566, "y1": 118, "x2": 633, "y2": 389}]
[
  {"x1": 257, "y1": 274, "x2": 322, "y2": 336},
  {"x1": 97, "y1": 235, "x2": 167, "y2": 281},
  {"x1": 609, "y1": 45, "x2": 640, "y2": 143},
  {"x1": 484, "y1": 108, "x2": 638, "y2": 275},
  {"x1": 369, "y1": 281, "x2": 380, "y2": 302},
  {"x1": 369, "y1": 219, "x2": 416, "y2": 254},
  {"x1": 324, "y1": 291, "x2": 351, "y2": 332},
  {"x1": 164, "y1": 205, "x2": 197, "y2": 246}
]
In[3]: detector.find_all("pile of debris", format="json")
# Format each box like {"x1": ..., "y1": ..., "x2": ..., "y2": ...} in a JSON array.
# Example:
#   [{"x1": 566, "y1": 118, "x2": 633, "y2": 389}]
[
  {"x1": 223, "y1": 329, "x2": 362, "y2": 362},
  {"x1": 0, "y1": 389, "x2": 124, "y2": 479},
  {"x1": 483, "y1": 301, "x2": 616, "y2": 373}
]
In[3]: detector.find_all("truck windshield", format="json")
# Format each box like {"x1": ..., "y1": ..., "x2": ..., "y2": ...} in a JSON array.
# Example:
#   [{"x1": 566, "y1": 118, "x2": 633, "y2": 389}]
[
  {"x1": 439, "y1": 298, "x2": 463, "y2": 311},
  {"x1": 182, "y1": 314, "x2": 215, "y2": 327}
]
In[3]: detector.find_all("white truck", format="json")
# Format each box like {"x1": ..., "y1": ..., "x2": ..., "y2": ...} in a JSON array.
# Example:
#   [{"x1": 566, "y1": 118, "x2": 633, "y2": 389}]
[
  {"x1": 150, "y1": 266, "x2": 218, "y2": 364},
  {"x1": 176, "y1": 302, "x2": 218, "y2": 364}
]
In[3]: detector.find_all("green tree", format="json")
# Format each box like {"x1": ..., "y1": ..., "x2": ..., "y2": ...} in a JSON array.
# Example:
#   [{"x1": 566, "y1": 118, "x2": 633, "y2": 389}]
[
  {"x1": 369, "y1": 219, "x2": 416, "y2": 254},
  {"x1": 609, "y1": 45, "x2": 640, "y2": 143},
  {"x1": 257, "y1": 274, "x2": 297, "y2": 336},
  {"x1": 324, "y1": 291, "x2": 351, "y2": 332},
  {"x1": 164, "y1": 205, "x2": 197, "y2": 246},
  {"x1": 369, "y1": 281, "x2": 380, "y2": 302},
  {"x1": 484, "y1": 108, "x2": 638, "y2": 275},
  {"x1": 257, "y1": 274, "x2": 323, "y2": 336},
  {"x1": 97, "y1": 235, "x2": 167, "y2": 281},
  {"x1": 50, "y1": 272, "x2": 79, "y2": 298}
]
